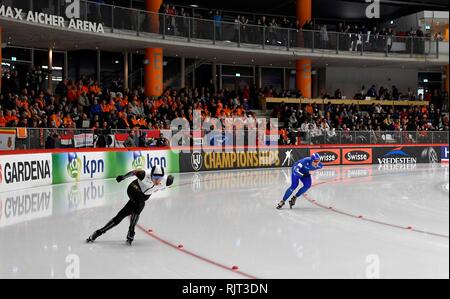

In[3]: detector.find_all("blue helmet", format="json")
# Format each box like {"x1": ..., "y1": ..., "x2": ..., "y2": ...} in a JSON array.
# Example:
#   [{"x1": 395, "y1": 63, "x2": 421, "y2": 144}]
[{"x1": 311, "y1": 153, "x2": 321, "y2": 161}]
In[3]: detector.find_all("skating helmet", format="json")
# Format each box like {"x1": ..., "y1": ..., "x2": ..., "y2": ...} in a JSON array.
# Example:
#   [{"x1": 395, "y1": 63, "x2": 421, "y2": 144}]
[
  {"x1": 311, "y1": 153, "x2": 321, "y2": 161},
  {"x1": 151, "y1": 165, "x2": 165, "y2": 180}
]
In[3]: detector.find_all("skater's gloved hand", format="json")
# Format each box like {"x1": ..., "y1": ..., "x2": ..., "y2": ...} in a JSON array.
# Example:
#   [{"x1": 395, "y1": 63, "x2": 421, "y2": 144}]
[
  {"x1": 116, "y1": 175, "x2": 125, "y2": 183},
  {"x1": 294, "y1": 167, "x2": 304, "y2": 177},
  {"x1": 166, "y1": 175, "x2": 174, "y2": 186}
]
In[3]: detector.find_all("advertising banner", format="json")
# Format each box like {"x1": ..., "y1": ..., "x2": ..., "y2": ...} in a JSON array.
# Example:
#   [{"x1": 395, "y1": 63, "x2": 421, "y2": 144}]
[
  {"x1": 441, "y1": 146, "x2": 449, "y2": 163},
  {"x1": 52, "y1": 151, "x2": 112, "y2": 184},
  {"x1": 373, "y1": 146, "x2": 441, "y2": 165},
  {"x1": 279, "y1": 148, "x2": 310, "y2": 167},
  {"x1": 180, "y1": 148, "x2": 281, "y2": 172},
  {"x1": 114, "y1": 150, "x2": 180, "y2": 174},
  {"x1": 0, "y1": 153, "x2": 52, "y2": 192},
  {"x1": 309, "y1": 148, "x2": 341, "y2": 165},
  {"x1": 342, "y1": 148, "x2": 373, "y2": 165},
  {"x1": 0, "y1": 130, "x2": 15, "y2": 150},
  {"x1": 52, "y1": 150, "x2": 179, "y2": 184}
]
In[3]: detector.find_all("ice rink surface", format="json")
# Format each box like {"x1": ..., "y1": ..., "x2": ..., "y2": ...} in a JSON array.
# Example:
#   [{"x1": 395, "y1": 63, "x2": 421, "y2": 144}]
[{"x1": 1, "y1": 164, "x2": 448, "y2": 279}]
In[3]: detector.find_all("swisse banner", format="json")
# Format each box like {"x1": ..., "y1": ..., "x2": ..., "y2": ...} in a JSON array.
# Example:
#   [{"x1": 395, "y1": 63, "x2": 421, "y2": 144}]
[
  {"x1": 342, "y1": 148, "x2": 373, "y2": 165},
  {"x1": 180, "y1": 149, "x2": 281, "y2": 172},
  {"x1": 373, "y1": 146, "x2": 441, "y2": 165},
  {"x1": 0, "y1": 153, "x2": 52, "y2": 192},
  {"x1": 309, "y1": 149, "x2": 341, "y2": 165}
]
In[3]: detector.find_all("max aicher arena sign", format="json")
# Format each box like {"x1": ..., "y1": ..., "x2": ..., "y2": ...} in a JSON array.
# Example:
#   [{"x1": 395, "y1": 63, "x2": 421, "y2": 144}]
[{"x1": 0, "y1": 1, "x2": 104, "y2": 34}]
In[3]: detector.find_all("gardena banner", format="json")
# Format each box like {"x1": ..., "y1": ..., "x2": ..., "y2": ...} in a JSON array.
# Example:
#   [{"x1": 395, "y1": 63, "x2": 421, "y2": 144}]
[{"x1": 0, "y1": 153, "x2": 52, "y2": 192}]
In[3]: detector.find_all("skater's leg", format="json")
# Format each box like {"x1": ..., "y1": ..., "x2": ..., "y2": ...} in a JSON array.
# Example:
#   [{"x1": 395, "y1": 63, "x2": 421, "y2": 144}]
[
  {"x1": 87, "y1": 200, "x2": 134, "y2": 242},
  {"x1": 282, "y1": 172, "x2": 300, "y2": 201},
  {"x1": 277, "y1": 172, "x2": 300, "y2": 209},
  {"x1": 102, "y1": 200, "x2": 134, "y2": 232},
  {"x1": 294, "y1": 175, "x2": 312, "y2": 198},
  {"x1": 126, "y1": 201, "x2": 145, "y2": 245}
]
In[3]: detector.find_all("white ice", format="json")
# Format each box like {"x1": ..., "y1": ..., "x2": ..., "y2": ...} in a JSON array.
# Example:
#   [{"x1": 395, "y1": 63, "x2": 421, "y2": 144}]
[{"x1": 0, "y1": 164, "x2": 448, "y2": 279}]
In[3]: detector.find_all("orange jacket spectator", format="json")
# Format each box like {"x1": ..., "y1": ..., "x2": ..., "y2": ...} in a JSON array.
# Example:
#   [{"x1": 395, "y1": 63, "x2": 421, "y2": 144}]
[
  {"x1": 16, "y1": 98, "x2": 29, "y2": 110},
  {"x1": 63, "y1": 115, "x2": 73, "y2": 127},
  {"x1": 50, "y1": 113, "x2": 62, "y2": 127},
  {"x1": 35, "y1": 96, "x2": 45, "y2": 110},
  {"x1": 80, "y1": 84, "x2": 89, "y2": 94},
  {"x1": 67, "y1": 87, "x2": 80, "y2": 102},
  {"x1": 89, "y1": 84, "x2": 101, "y2": 95},
  {"x1": 4, "y1": 111, "x2": 19, "y2": 124},
  {"x1": 0, "y1": 112, "x2": 7, "y2": 127}
]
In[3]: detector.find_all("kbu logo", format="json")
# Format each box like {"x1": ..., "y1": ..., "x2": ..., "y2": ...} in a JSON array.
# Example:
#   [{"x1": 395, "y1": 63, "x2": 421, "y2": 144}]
[
  {"x1": 65, "y1": 0, "x2": 80, "y2": 19},
  {"x1": 191, "y1": 152, "x2": 203, "y2": 172}
]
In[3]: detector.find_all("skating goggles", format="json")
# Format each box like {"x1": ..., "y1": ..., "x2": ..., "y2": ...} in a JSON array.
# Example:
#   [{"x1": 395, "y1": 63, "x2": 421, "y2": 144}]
[{"x1": 151, "y1": 175, "x2": 164, "y2": 180}]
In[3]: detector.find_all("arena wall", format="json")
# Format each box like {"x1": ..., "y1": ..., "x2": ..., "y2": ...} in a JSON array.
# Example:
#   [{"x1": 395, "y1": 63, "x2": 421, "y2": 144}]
[{"x1": 0, "y1": 144, "x2": 448, "y2": 191}]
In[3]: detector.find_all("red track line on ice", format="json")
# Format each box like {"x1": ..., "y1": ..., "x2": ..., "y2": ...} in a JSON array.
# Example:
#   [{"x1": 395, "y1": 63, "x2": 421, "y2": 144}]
[
  {"x1": 135, "y1": 224, "x2": 258, "y2": 279},
  {"x1": 307, "y1": 179, "x2": 449, "y2": 239}
]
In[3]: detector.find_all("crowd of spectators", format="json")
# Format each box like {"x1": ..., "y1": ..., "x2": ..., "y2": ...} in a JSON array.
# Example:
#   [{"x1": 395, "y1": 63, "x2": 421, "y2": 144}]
[
  {"x1": 1, "y1": 66, "x2": 448, "y2": 147},
  {"x1": 146, "y1": 2, "x2": 437, "y2": 54},
  {"x1": 0, "y1": 67, "x2": 256, "y2": 136},
  {"x1": 261, "y1": 84, "x2": 449, "y2": 104},
  {"x1": 273, "y1": 100, "x2": 449, "y2": 145}
]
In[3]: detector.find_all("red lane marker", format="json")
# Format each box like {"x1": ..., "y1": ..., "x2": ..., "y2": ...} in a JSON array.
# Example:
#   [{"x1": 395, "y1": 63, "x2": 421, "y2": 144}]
[
  {"x1": 136, "y1": 224, "x2": 258, "y2": 279},
  {"x1": 303, "y1": 194, "x2": 449, "y2": 239}
]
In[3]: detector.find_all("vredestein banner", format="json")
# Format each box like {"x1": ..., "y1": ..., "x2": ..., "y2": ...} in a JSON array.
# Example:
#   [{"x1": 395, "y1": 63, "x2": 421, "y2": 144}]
[
  {"x1": 372, "y1": 146, "x2": 441, "y2": 165},
  {"x1": 52, "y1": 150, "x2": 179, "y2": 184}
]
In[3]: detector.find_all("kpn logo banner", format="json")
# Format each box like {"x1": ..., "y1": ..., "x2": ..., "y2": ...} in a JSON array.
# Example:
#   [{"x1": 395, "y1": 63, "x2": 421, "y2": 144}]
[
  {"x1": 52, "y1": 152, "x2": 116, "y2": 184},
  {"x1": 114, "y1": 150, "x2": 180, "y2": 173},
  {"x1": 52, "y1": 150, "x2": 179, "y2": 184}
]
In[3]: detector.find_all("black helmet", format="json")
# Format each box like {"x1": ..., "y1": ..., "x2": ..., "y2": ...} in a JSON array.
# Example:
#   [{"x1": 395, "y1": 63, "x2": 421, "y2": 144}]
[{"x1": 151, "y1": 165, "x2": 165, "y2": 179}]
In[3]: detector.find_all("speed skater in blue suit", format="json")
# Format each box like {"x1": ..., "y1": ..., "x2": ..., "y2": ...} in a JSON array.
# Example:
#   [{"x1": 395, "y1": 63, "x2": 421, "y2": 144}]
[{"x1": 277, "y1": 152, "x2": 324, "y2": 209}]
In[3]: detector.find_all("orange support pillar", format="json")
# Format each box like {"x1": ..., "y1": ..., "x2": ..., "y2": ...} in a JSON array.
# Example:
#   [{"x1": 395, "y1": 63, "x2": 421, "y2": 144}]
[
  {"x1": 145, "y1": 48, "x2": 163, "y2": 97},
  {"x1": 145, "y1": 0, "x2": 163, "y2": 97},
  {"x1": 296, "y1": 59, "x2": 312, "y2": 98},
  {"x1": 295, "y1": 0, "x2": 312, "y2": 98},
  {"x1": 296, "y1": 0, "x2": 312, "y2": 27}
]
